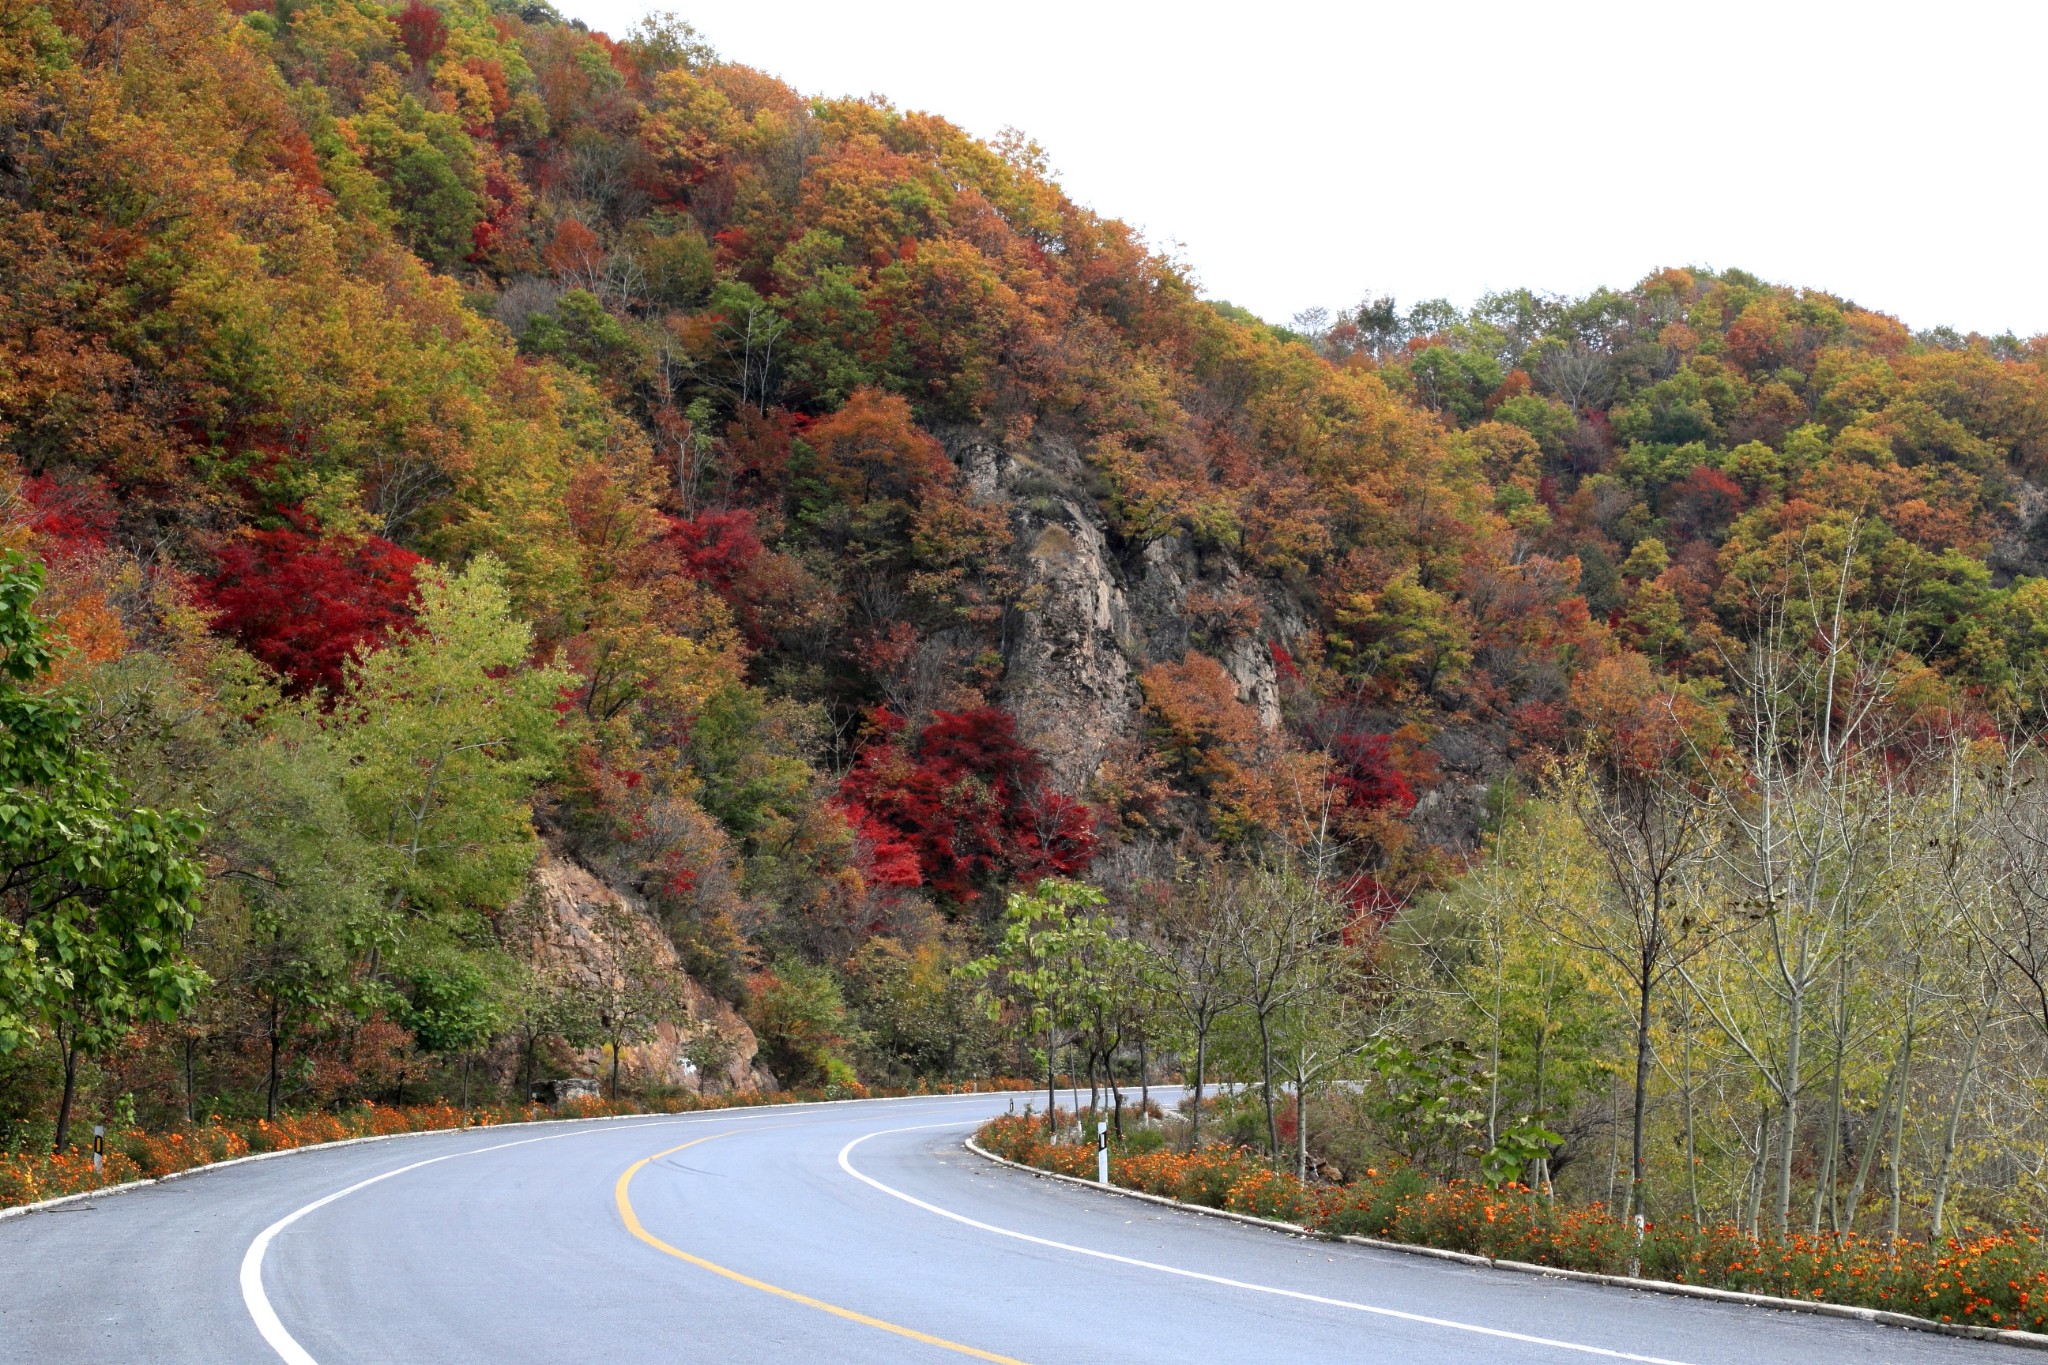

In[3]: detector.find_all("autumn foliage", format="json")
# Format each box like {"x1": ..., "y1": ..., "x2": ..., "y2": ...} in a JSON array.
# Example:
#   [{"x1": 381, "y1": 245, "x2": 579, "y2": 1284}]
[
  {"x1": 200, "y1": 516, "x2": 423, "y2": 694},
  {"x1": 840, "y1": 708, "x2": 1097, "y2": 902},
  {"x1": 978, "y1": 1116, "x2": 2048, "y2": 1335}
]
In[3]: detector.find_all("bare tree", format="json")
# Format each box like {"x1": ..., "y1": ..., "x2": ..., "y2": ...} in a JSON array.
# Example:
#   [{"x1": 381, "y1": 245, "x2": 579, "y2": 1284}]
[
  {"x1": 1139, "y1": 857, "x2": 1244, "y2": 1146},
  {"x1": 1229, "y1": 856, "x2": 1348, "y2": 1167},
  {"x1": 1554, "y1": 752, "x2": 1716, "y2": 1222},
  {"x1": 1689, "y1": 526, "x2": 1905, "y2": 1231}
]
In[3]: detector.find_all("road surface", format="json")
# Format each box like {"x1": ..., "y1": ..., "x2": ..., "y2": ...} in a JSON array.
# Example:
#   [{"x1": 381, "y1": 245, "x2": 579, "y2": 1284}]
[{"x1": 0, "y1": 1091, "x2": 2031, "y2": 1363}]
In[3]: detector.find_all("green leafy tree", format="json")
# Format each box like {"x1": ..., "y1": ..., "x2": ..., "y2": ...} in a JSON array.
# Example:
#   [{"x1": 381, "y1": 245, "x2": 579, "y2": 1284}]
[
  {"x1": 0, "y1": 555, "x2": 205, "y2": 1148},
  {"x1": 745, "y1": 956, "x2": 855, "y2": 1090},
  {"x1": 401, "y1": 962, "x2": 507, "y2": 1107},
  {"x1": 333, "y1": 556, "x2": 575, "y2": 926},
  {"x1": 963, "y1": 879, "x2": 1118, "y2": 1137}
]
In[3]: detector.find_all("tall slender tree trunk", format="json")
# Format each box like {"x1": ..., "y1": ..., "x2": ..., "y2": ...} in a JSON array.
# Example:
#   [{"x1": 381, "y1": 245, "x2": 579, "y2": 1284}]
[
  {"x1": 1486, "y1": 980, "x2": 1503, "y2": 1150},
  {"x1": 1930, "y1": 1019, "x2": 1984, "y2": 1237},
  {"x1": 1531, "y1": 1027, "x2": 1551, "y2": 1193},
  {"x1": 1775, "y1": 991, "x2": 1804, "y2": 1231},
  {"x1": 1815, "y1": 952, "x2": 1853, "y2": 1233},
  {"x1": 1745, "y1": 1110, "x2": 1770, "y2": 1236},
  {"x1": 53, "y1": 1023, "x2": 80, "y2": 1153},
  {"x1": 1844, "y1": 982, "x2": 1915, "y2": 1233},
  {"x1": 1629, "y1": 964, "x2": 1653, "y2": 1221},
  {"x1": 266, "y1": 995, "x2": 284, "y2": 1121},
  {"x1": 1257, "y1": 1008, "x2": 1279, "y2": 1168},
  {"x1": 1190, "y1": 1029, "x2": 1207, "y2": 1147},
  {"x1": 1885, "y1": 1066, "x2": 1910, "y2": 1243},
  {"x1": 1295, "y1": 1082, "x2": 1308, "y2": 1183},
  {"x1": 1045, "y1": 1018, "x2": 1057, "y2": 1140},
  {"x1": 1138, "y1": 1036, "x2": 1149, "y2": 1118},
  {"x1": 1606, "y1": 1078, "x2": 1620, "y2": 1208},
  {"x1": 183, "y1": 1033, "x2": 200, "y2": 1125}
]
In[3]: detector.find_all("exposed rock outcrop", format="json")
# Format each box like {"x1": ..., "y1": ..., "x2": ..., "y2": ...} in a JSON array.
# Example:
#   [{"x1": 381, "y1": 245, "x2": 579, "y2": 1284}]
[
  {"x1": 516, "y1": 849, "x2": 771, "y2": 1094},
  {"x1": 953, "y1": 428, "x2": 1311, "y2": 794},
  {"x1": 959, "y1": 433, "x2": 1139, "y2": 791}
]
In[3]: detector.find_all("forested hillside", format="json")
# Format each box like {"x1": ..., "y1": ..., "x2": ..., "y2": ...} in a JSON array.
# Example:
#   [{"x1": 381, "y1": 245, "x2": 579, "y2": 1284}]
[{"x1": 6, "y1": 0, "x2": 2048, "y2": 1240}]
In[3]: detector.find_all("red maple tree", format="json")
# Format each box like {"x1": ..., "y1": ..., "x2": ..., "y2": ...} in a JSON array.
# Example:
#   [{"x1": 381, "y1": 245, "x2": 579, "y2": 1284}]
[
  {"x1": 200, "y1": 512, "x2": 423, "y2": 695},
  {"x1": 839, "y1": 707, "x2": 1097, "y2": 902}
]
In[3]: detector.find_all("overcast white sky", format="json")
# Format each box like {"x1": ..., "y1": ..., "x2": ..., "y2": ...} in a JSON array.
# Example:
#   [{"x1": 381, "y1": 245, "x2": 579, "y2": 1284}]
[{"x1": 555, "y1": 0, "x2": 2045, "y2": 337}]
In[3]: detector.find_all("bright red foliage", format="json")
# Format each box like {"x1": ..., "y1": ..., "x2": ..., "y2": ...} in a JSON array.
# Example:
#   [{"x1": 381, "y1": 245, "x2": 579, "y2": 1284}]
[
  {"x1": 839, "y1": 797, "x2": 923, "y2": 889},
  {"x1": 839, "y1": 707, "x2": 1097, "y2": 902},
  {"x1": 200, "y1": 513, "x2": 423, "y2": 694},
  {"x1": 395, "y1": 1, "x2": 448, "y2": 68},
  {"x1": 21, "y1": 474, "x2": 117, "y2": 557},
  {"x1": 1663, "y1": 464, "x2": 1746, "y2": 543},
  {"x1": 1329, "y1": 731, "x2": 1416, "y2": 814},
  {"x1": 668, "y1": 508, "x2": 764, "y2": 595}
]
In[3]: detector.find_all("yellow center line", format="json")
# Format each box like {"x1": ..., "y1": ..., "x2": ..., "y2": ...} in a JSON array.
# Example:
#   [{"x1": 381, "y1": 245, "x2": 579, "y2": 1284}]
[{"x1": 614, "y1": 1133, "x2": 1028, "y2": 1365}]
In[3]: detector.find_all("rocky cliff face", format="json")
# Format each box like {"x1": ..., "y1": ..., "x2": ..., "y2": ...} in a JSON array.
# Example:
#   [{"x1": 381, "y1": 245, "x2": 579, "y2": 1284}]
[
  {"x1": 515, "y1": 849, "x2": 770, "y2": 1094},
  {"x1": 953, "y1": 428, "x2": 1309, "y2": 793}
]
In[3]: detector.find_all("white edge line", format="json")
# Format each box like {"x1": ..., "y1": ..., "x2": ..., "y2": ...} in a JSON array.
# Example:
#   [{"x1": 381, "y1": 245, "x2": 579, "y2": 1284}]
[
  {"x1": 837, "y1": 1124, "x2": 1696, "y2": 1365},
  {"x1": 241, "y1": 1095, "x2": 1006, "y2": 1365},
  {"x1": 958, "y1": 1136, "x2": 2048, "y2": 1355},
  {"x1": 241, "y1": 1115, "x2": 745, "y2": 1364},
  {"x1": 0, "y1": 1088, "x2": 1014, "y2": 1223}
]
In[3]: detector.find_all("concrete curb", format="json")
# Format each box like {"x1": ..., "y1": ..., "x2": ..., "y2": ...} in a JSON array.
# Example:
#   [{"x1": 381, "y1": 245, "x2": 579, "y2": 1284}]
[
  {"x1": 0, "y1": 1087, "x2": 1016, "y2": 1224},
  {"x1": 962, "y1": 1137, "x2": 2048, "y2": 1352},
  {"x1": 964, "y1": 1137, "x2": 1313, "y2": 1237}
]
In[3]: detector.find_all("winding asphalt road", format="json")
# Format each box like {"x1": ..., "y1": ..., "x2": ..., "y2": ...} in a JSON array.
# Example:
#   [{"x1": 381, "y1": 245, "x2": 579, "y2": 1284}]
[{"x1": 0, "y1": 1091, "x2": 2034, "y2": 1363}]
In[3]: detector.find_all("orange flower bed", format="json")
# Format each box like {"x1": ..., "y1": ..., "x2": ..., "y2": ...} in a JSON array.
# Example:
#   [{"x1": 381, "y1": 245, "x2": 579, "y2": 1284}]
[
  {"x1": 976, "y1": 1115, "x2": 2048, "y2": 1334},
  {"x1": 0, "y1": 1077, "x2": 1038, "y2": 1210}
]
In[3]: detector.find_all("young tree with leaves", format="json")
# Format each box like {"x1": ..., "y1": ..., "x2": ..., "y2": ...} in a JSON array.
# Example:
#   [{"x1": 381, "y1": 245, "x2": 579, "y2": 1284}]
[
  {"x1": 962, "y1": 879, "x2": 1117, "y2": 1138},
  {"x1": 0, "y1": 555, "x2": 205, "y2": 1148}
]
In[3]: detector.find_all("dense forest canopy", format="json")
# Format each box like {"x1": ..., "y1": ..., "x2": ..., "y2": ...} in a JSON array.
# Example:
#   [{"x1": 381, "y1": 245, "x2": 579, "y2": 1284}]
[{"x1": 7, "y1": 0, "x2": 2048, "y2": 1240}]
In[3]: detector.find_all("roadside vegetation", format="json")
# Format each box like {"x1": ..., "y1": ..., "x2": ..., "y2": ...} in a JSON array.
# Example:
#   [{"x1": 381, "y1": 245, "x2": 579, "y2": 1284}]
[{"x1": 977, "y1": 1112, "x2": 2048, "y2": 1335}]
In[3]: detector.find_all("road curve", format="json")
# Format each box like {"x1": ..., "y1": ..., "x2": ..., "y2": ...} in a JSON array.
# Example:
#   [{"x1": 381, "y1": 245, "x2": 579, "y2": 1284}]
[{"x1": 0, "y1": 1092, "x2": 2032, "y2": 1364}]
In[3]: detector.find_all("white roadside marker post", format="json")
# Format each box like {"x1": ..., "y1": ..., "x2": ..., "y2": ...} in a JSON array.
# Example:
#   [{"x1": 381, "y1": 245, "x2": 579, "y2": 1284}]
[
  {"x1": 1097, "y1": 1124, "x2": 1109, "y2": 1184},
  {"x1": 91, "y1": 1124, "x2": 105, "y2": 1174}
]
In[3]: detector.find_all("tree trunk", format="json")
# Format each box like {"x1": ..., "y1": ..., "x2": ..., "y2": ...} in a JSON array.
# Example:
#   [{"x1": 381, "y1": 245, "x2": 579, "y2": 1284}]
[
  {"x1": 1680, "y1": 1013, "x2": 1702, "y2": 1224},
  {"x1": 1138, "y1": 1036, "x2": 1149, "y2": 1119},
  {"x1": 266, "y1": 995, "x2": 284, "y2": 1121},
  {"x1": 1486, "y1": 981, "x2": 1502, "y2": 1150},
  {"x1": 1745, "y1": 1108, "x2": 1771, "y2": 1237},
  {"x1": 53, "y1": 1024, "x2": 80, "y2": 1153},
  {"x1": 183, "y1": 1033, "x2": 200, "y2": 1126},
  {"x1": 1843, "y1": 988, "x2": 1914, "y2": 1234},
  {"x1": 1930, "y1": 1018, "x2": 1984, "y2": 1237},
  {"x1": 1885, "y1": 1062, "x2": 1910, "y2": 1243},
  {"x1": 1532, "y1": 1024, "x2": 1550, "y2": 1192},
  {"x1": 1190, "y1": 1029, "x2": 1207, "y2": 1147},
  {"x1": 1258, "y1": 1008, "x2": 1278, "y2": 1168},
  {"x1": 609, "y1": 1036, "x2": 622, "y2": 1100},
  {"x1": 1295, "y1": 1081, "x2": 1308, "y2": 1183},
  {"x1": 1814, "y1": 959, "x2": 1851, "y2": 1233},
  {"x1": 1045, "y1": 1018, "x2": 1057, "y2": 1140},
  {"x1": 1605, "y1": 1077, "x2": 1620, "y2": 1208},
  {"x1": 1629, "y1": 964, "x2": 1653, "y2": 1221},
  {"x1": 461, "y1": 1053, "x2": 473, "y2": 1110},
  {"x1": 1775, "y1": 990, "x2": 1804, "y2": 1231}
]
